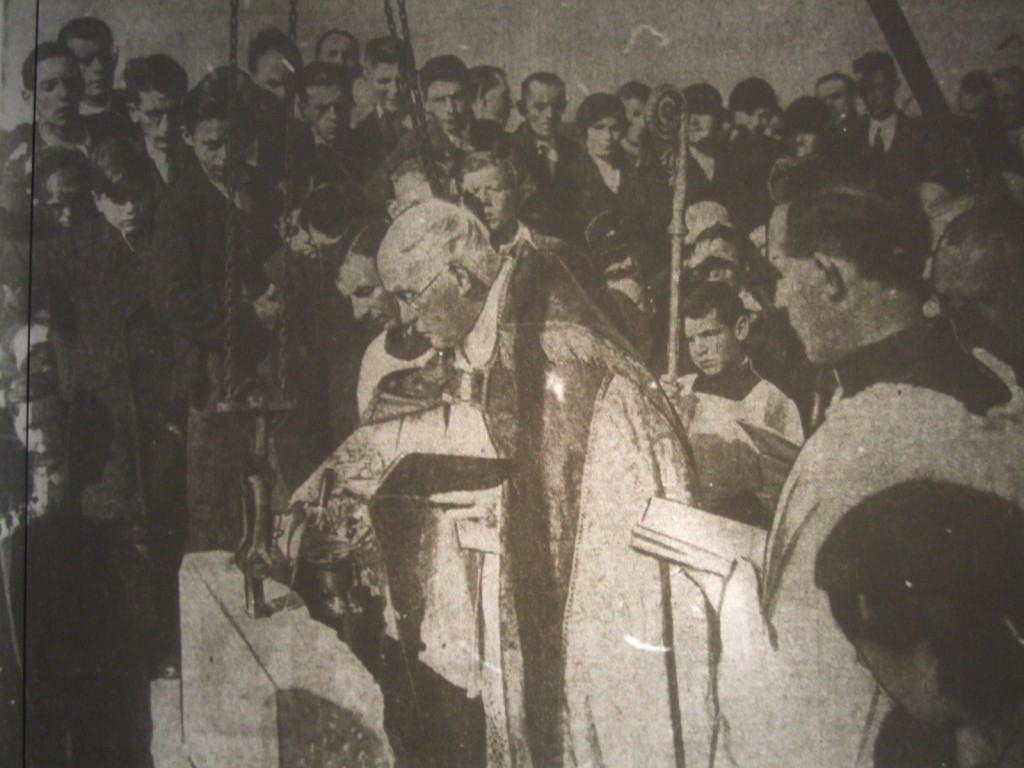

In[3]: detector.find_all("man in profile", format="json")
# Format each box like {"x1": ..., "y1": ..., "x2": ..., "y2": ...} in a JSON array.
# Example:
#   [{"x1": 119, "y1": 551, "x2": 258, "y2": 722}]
[{"x1": 714, "y1": 160, "x2": 1012, "y2": 767}]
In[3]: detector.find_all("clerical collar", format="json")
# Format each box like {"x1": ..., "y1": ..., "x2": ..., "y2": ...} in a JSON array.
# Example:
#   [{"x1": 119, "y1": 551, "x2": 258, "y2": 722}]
[
  {"x1": 833, "y1": 319, "x2": 1010, "y2": 415},
  {"x1": 692, "y1": 358, "x2": 761, "y2": 401},
  {"x1": 457, "y1": 257, "x2": 517, "y2": 371}
]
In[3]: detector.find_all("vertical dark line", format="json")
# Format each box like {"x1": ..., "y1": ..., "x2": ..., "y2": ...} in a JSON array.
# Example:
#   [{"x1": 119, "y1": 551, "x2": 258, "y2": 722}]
[
  {"x1": 660, "y1": 562, "x2": 686, "y2": 768},
  {"x1": 21, "y1": 1, "x2": 44, "y2": 764}
]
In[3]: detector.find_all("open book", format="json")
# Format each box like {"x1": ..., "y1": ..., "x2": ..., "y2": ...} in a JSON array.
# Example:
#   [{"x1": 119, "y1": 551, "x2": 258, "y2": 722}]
[{"x1": 631, "y1": 497, "x2": 768, "y2": 577}]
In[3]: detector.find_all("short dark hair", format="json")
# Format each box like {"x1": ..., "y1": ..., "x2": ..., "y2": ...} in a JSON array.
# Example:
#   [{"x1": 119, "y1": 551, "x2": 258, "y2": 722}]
[
  {"x1": 617, "y1": 80, "x2": 651, "y2": 104},
  {"x1": 959, "y1": 70, "x2": 996, "y2": 104},
  {"x1": 90, "y1": 137, "x2": 152, "y2": 203},
  {"x1": 682, "y1": 280, "x2": 746, "y2": 327},
  {"x1": 247, "y1": 27, "x2": 302, "y2": 75},
  {"x1": 298, "y1": 183, "x2": 370, "y2": 240},
  {"x1": 938, "y1": 198, "x2": 1024, "y2": 275},
  {"x1": 853, "y1": 50, "x2": 898, "y2": 81},
  {"x1": 418, "y1": 54, "x2": 468, "y2": 95},
  {"x1": 682, "y1": 83, "x2": 724, "y2": 118},
  {"x1": 182, "y1": 67, "x2": 252, "y2": 132},
  {"x1": 729, "y1": 77, "x2": 778, "y2": 114},
  {"x1": 22, "y1": 42, "x2": 79, "y2": 91},
  {"x1": 816, "y1": 480, "x2": 1024, "y2": 723},
  {"x1": 783, "y1": 160, "x2": 930, "y2": 294},
  {"x1": 57, "y1": 16, "x2": 114, "y2": 51},
  {"x1": 815, "y1": 71, "x2": 855, "y2": 92},
  {"x1": 295, "y1": 62, "x2": 353, "y2": 102},
  {"x1": 520, "y1": 72, "x2": 566, "y2": 104},
  {"x1": 364, "y1": 36, "x2": 400, "y2": 69},
  {"x1": 344, "y1": 217, "x2": 390, "y2": 265},
  {"x1": 468, "y1": 65, "x2": 507, "y2": 102},
  {"x1": 315, "y1": 29, "x2": 359, "y2": 62},
  {"x1": 123, "y1": 54, "x2": 188, "y2": 105},
  {"x1": 34, "y1": 145, "x2": 90, "y2": 189},
  {"x1": 782, "y1": 96, "x2": 831, "y2": 138}
]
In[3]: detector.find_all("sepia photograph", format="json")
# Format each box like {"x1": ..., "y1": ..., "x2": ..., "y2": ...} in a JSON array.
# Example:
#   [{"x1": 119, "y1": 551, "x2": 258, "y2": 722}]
[{"x1": 1, "y1": 0, "x2": 1024, "y2": 766}]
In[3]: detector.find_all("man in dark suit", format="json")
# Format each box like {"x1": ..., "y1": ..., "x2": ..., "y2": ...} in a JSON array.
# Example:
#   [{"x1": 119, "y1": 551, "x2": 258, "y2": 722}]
[
  {"x1": 123, "y1": 54, "x2": 188, "y2": 193},
  {"x1": 850, "y1": 51, "x2": 935, "y2": 187},
  {"x1": 57, "y1": 16, "x2": 134, "y2": 142},
  {"x1": 351, "y1": 36, "x2": 406, "y2": 176},
  {"x1": 509, "y1": 72, "x2": 584, "y2": 236},
  {"x1": 290, "y1": 61, "x2": 363, "y2": 196}
]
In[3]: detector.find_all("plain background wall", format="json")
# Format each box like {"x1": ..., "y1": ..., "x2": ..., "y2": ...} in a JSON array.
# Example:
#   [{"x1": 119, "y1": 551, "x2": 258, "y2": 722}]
[{"x1": 1, "y1": 0, "x2": 1023, "y2": 130}]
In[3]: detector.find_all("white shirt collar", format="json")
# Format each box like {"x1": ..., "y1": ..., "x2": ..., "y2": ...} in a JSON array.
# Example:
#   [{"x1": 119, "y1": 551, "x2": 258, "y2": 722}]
[
  {"x1": 498, "y1": 221, "x2": 535, "y2": 258},
  {"x1": 868, "y1": 111, "x2": 899, "y2": 152},
  {"x1": 457, "y1": 257, "x2": 517, "y2": 371}
]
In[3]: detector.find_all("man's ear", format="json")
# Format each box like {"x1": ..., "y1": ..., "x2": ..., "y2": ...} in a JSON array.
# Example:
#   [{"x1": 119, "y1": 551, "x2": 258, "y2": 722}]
[
  {"x1": 91, "y1": 191, "x2": 103, "y2": 209},
  {"x1": 111, "y1": 50, "x2": 120, "y2": 72},
  {"x1": 734, "y1": 313, "x2": 751, "y2": 342},
  {"x1": 128, "y1": 103, "x2": 141, "y2": 124},
  {"x1": 448, "y1": 263, "x2": 476, "y2": 297},
  {"x1": 181, "y1": 124, "x2": 193, "y2": 147},
  {"x1": 21, "y1": 89, "x2": 32, "y2": 106},
  {"x1": 813, "y1": 252, "x2": 847, "y2": 302}
]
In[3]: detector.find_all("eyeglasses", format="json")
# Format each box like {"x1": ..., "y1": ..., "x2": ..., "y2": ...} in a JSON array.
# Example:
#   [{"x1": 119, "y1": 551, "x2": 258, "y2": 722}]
[{"x1": 393, "y1": 272, "x2": 442, "y2": 312}]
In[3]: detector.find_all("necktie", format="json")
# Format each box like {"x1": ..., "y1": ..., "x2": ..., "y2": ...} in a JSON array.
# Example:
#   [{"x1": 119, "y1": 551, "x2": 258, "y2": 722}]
[{"x1": 872, "y1": 127, "x2": 886, "y2": 161}]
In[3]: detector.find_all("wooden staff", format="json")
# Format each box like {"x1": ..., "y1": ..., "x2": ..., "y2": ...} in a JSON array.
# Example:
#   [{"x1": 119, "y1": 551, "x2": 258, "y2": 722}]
[{"x1": 666, "y1": 93, "x2": 690, "y2": 379}]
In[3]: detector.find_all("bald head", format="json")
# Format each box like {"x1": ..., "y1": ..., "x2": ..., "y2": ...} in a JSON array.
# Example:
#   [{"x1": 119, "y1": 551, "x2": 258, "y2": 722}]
[{"x1": 378, "y1": 200, "x2": 501, "y2": 349}]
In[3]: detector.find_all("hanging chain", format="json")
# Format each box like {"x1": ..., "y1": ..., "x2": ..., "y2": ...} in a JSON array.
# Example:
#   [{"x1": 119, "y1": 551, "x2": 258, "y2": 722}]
[
  {"x1": 222, "y1": 0, "x2": 242, "y2": 399},
  {"x1": 288, "y1": 0, "x2": 299, "y2": 45},
  {"x1": 384, "y1": 0, "x2": 444, "y2": 197},
  {"x1": 277, "y1": 0, "x2": 302, "y2": 397}
]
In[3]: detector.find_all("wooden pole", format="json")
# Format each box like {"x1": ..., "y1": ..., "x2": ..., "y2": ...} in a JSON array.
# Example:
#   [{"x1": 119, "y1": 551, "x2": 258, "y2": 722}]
[{"x1": 666, "y1": 98, "x2": 690, "y2": 379}]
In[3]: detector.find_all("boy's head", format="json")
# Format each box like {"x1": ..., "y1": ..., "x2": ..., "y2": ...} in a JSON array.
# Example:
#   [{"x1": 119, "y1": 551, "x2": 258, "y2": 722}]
[
  {"x1": 335, "y1": 218, "x2": 397, "y2": 332},
  {"x1": 90, "y1": 138, "x2": 153, "y2": 239},
  {"x1": 617, "y1": 80, "x2": 651, "y2": 145},
  {"x1": 294, "y1": 182, "x2": 368, "y2": 258},
  {"x1": 33, "y1": 147, "x2": 93, "y2": 232},
  {"x1": 363, "y1": 36, "x2": 402, "y2": 115},
  {"x1": 683, "y1": 83, "x2": 725, "y2": 152},
  {"x1": 247, "y1": 27, "x2": 303, "y2": 103},
  {"x1": 315, "y1": 29, "x2": 361, "y2": 76},
  {"x1": 182, "y1": 68, "x2": 254, "y2": 188},
  {"x1": 124, "y1": 54, "x2": 188, "y2": 153},
  {"x1": 419, "y1": 55, "x2": 471, "y2": 137},
  {"x1": 682, "y1": 280, "x2": 749, "y2": 377},
  {"x1": 296, "y1": 62, "x2": 354, "y2": 146},
  {"x1": 23, "y1": 43, "x2": 83, "y2": 129},
  {"x1": 729, "y1": 77, "x2": 778, "y2": 137},
  {"x1": 57, "y1": 17, "x2": 116, "y2": 106},
  {"x1": 468, "y1": 65, "x2": 511, "y2": 127}
]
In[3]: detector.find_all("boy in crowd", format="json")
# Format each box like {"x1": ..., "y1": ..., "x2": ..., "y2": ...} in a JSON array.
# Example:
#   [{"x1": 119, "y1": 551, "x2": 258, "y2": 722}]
[
  {"x1": 468, "y1": 65, "x2": 512, "y2": 128},
  {"x1": 57, "y1": 16, "x2": 134, "y2": 141},
  {"x1": 353, "y1": 37, "x2": 407, "y2": 175},
  {"x1": 665, "y1": 280, "x2": 803, "y2": 523},
  {"x1": 617, "y1": 80, "x2": 651, "y2": 168},
  {"x1": 123, "y1": 54, "x2": 188, "y2": 189},
  {"x1": 2, "y1": 45, "x2": 88, "y2": 222},
  {"x1": 314, "y1": 29, "x2": 361, "y2": 79},
  {"x1": 291, "y1": 62, "x2": 361, "y2": 195}
]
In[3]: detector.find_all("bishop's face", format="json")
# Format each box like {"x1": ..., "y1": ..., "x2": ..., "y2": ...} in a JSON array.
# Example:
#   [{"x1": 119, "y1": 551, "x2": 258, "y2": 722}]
[{"x1": 385, "y1": 262, "x2": 485, "y2": 351}]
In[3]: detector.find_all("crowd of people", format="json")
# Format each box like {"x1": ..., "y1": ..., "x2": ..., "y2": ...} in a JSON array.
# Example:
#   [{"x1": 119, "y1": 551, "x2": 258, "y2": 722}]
[{"x1": 2, "y1": 10, "x2": 1024, "y2": 768}]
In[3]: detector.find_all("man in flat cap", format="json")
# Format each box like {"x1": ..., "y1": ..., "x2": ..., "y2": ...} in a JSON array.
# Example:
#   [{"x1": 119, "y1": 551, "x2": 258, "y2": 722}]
[{"x1": 283, "y1": 200, "x2": 712, "y2": 768}]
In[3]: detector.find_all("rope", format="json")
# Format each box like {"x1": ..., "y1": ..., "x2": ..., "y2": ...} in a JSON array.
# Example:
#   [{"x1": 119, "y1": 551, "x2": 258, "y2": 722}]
[
  {"x1": 384, "y1": 0, "x2": 444, "y2": 197},
  {"x1": 278, "y1": 0, "x2": 302, "y2": 397},
  {"x1": 223, "y1": 0, "x2": 242, "y2": 398},
  {"x1": 288, "y1": 0, "x2": 299, "y2": 44}
]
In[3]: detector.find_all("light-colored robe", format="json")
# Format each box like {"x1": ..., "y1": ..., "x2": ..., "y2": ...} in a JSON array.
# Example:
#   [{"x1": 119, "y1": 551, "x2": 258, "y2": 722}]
[{"x1": 714, "y1": 381, "x2": 1024, "y2": 768}]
